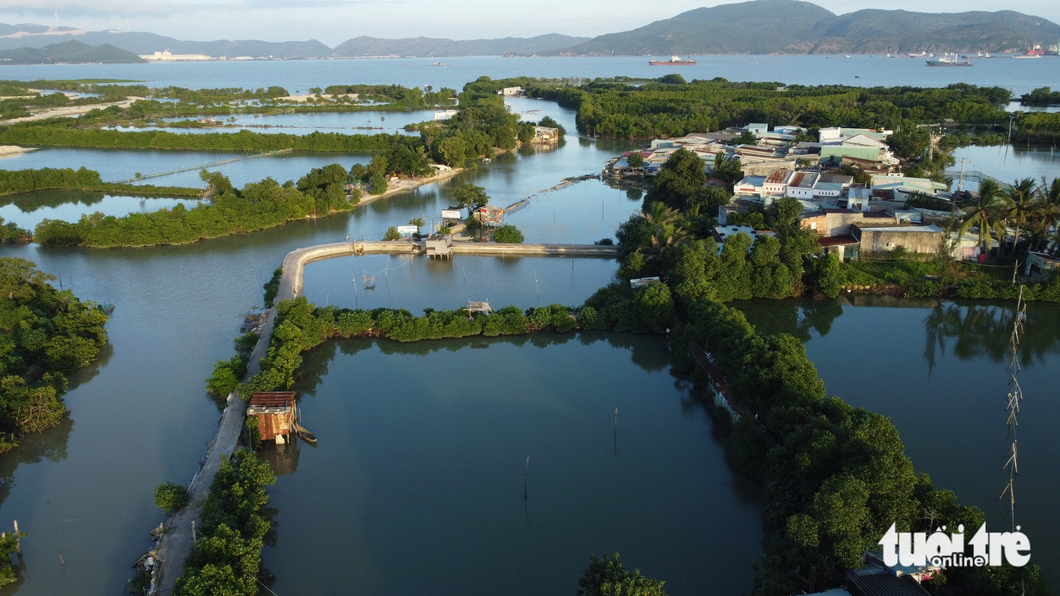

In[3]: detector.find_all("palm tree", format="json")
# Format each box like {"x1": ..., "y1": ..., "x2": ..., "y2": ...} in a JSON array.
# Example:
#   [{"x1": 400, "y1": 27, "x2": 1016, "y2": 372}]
[
  {"x1": 1028, "y1": 177, "x2": 1060, "y2": 251},
  {"x1": 1005, "y1": 177, "x2": 1038, "y2": 253},
  {"x1": 644, "y1": 201, "x2": 679, "y2": 227},
  {"x1": 956, "y1": 179, "x2": 1008, "y2": 255}
]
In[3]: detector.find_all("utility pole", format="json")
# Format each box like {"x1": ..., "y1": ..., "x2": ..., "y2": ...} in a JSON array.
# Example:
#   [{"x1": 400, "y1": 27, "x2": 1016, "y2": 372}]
[
  {"x1": 957, "y1": 157, "x2": 968, "y2": 192},
  {"x1": 1009, "y1": 114, "x2": 1015, "y2": 142}
]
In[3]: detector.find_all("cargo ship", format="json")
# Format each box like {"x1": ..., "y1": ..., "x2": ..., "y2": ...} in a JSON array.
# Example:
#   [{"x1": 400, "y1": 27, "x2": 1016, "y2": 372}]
[
  {"x1": 649, "y1": 55, "x2": 697, "y2": 66},
  {"x1": 926, "y1": 56, "x2": 972, "y2": 67},
  {"x1": 1013, "y1": 44, "x2": 1045, "y2": 59}
]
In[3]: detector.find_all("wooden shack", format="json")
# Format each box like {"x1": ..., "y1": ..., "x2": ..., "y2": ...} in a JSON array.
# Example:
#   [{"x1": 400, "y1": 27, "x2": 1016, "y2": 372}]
[
  {"x1": 248, "y1": 392, "x2": 296, "y2": 444},
  {"x1": 471, "y1": 205, "x2": 504, "y2": 227}
]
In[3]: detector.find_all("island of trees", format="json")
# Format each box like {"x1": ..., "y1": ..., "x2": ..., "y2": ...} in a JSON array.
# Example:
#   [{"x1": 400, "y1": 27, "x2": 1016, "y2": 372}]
[{"x1": 0, "y1": 258, "x2": 110, "y2": 453}]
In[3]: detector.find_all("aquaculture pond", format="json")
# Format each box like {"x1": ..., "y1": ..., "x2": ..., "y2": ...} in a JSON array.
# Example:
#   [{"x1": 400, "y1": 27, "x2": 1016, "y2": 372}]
[
  {"x1": 260, "y1": 332, "x2": 764, "y2": 596},
  {"x1": 0, "y1": 190, "x2": 202, "y2": 230},
  {"x1": 110, "y1": 109, "x2": 436, "y2": 137}
]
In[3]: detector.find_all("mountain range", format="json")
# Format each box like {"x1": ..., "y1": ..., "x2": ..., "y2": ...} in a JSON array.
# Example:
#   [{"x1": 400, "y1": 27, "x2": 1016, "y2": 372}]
[
  {"x1": 0, "y1": 40, "x2": 142, "y2": 64},
  {"x1": 0, "y1": 1, "x2": 1057, "y2": 59},
  {"x1": 558, "y1": 0, "x2": 1060, "y2": 55}
]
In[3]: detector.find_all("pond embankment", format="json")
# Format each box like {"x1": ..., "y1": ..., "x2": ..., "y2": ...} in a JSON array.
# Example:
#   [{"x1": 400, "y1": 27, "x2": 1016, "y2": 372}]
[{"x1": 148, "y1": 237, "x2": 617, "y2": 594}]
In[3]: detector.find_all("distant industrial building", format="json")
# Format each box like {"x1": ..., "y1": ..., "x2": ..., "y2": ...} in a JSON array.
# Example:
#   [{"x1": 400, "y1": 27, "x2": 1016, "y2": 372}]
[{"x1": 140, "y1": 51, "x2": 213, "y2": 62}]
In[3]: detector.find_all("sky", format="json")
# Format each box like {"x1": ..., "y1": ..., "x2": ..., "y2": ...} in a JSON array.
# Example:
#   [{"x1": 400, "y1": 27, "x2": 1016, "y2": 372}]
[{"x1": 1, "y1": 0, "x2": 1059, "y2": 47}]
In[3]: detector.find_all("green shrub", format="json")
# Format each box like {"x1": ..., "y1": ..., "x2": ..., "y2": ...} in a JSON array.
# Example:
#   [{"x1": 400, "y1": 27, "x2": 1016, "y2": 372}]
[
  {"x1": 578, "y1": 306, "x2": 605, "y2": 330},
  {"x1": 234, "y1": 332, "x2": 259, "y2": 352},
  {"x1": 244, "y1": 417, "x2": 261, "y2": 451},
  {"x1": 154, "y1": 482, "x2": 189, "y2": 515},
  {"x1": 206, "y1": 355, "x2": 247, "y2": 397},
  {"x1": 493, "y1": 224, "x2": 524, "y2": 243},
  {"x1": 262, "y1": 267, "x2": 282, "y2": 307}
]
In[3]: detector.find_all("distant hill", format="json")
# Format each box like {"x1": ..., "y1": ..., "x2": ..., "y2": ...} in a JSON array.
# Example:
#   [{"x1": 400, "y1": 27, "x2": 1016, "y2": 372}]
[
  {"x1": 558, "y1": 0, "x2": 836, "y2": 55},
  {"x1": 0, "y1": 40, "x2": 144, "y2": 64},
  {"x1": 330, "y1": 34, "x2": 591, "y2": 57},
  {"x1": 0, "y1": 25, "x2": 332, "y2": 59},
  {"x1": 800, "y1": 9, "x2": 1060, "y2": 54},
  {"x1": 552, "y1": 0, "x2": 1060, "y2": 55},
  {"x1": 0, "y1": 4, "x2": 1057, "y2": 59}
]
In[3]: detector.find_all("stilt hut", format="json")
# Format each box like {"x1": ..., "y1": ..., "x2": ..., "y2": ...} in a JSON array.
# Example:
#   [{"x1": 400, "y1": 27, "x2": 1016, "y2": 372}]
[
  {"x1": 425, "y1": 234, "x2": 452, "y2": 258},
  {"x1": 248, "y1": 392, "x2": 296, "y2": 444}
]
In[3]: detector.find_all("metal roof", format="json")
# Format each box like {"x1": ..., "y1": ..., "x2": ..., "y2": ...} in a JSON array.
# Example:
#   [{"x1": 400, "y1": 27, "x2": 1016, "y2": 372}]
[{"x1": 249, "y1": 392, "x2": 294, "y2": 408}]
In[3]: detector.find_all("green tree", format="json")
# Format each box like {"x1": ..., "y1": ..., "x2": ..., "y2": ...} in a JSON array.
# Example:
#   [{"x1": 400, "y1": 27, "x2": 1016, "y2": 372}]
[
  {"x1": 199, "y1": 169, "x2": 233, "y2": 197},
  {"x1": 734, "y1": 130, "x2": 757, "y2": 145},
  {"x1": 452, "y1": 183, "x2": 489, "y2": 209},
  {"x1": 647, "y1": 148, "x2": 706, "y2": 209},
  {"x1": 955, "y1": 179, "x2": 1008, "y2": 254},
  {"x1": 154, "y1": 482, "x2": 190, "y2": 515},
  {"x1": 383, "y1": 226, "x2": 401, "y2": 241},
  {"x1": 493, "y1": 224, "x2": 524, "y2": 243},
  {"x1": 627, "y1": 152, "x2": 644, "y2": 168},
  {"x1": 711, "y1": 151, "x2": 744, "y2": 185},
  {"x1": 633, "y1": 283, "x2": 673, "y2": 333},
  {"x1": 887, "y1": 120, "x2": 929, "y2": 162},
  {"x1": 577, "y1": 554, "x2": 667, "y2": 596},
  {"x1": 1004, "y1": 177, "x2": 1038, "y2": 252}
]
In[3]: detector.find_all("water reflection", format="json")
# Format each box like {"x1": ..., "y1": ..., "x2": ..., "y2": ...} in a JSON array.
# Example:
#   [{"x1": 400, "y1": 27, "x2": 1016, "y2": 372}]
[
  {"x1": 733, "y1": 298, "x2": 844, "y2": 342},
  {"x1": 740, "y1": 298, "x2": 1060, "y2": 371},
  {"x1": 293, "y1": 331, "x2": 670, "y2": 398},
  {"x1": 923, "y1": 301, "x2": 1060, "y2": 372},
  {"x1": 0, "y1": 417, "x2": 74, "y2": 512},
  {"x1": 0, "y1": 190, "x2": 106, "y2": 212}
]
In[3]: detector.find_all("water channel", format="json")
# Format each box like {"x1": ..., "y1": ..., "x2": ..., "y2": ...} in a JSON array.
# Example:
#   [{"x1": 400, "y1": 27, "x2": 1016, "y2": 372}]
[{"x1": 0, "y1": 58, "x2": 1056, "y2": 595}]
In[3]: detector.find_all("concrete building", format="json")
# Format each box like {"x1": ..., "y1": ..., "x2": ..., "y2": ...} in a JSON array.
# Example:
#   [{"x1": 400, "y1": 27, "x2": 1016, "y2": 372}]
[
  {"x1": 786, "y1": 171, "x2": 820, "y2": 198},
  {"x1": 812, "y1": 173, "x2": 854, "y2": 198},
  {"x1": 1025, "y1": 251, "x2": 1060, "y2": 281},
  {"x1": 819, "y1": 127, "x2": 892, "y2": 145},
  {"x1": 139, "y1": 50, "x2": 213, "y2": 61},
  {"x1": 497, "y1": 87, "x2": 524, "y2": 97},
  {"x1": 733, "y1": 175, "x2": 767, "y2": 196},
  {"x1": 746, "y1": 123, "x2": 769, "y2": 136},
  {"x1": 855, "y1": 224, "x2": 944, "y2": 256},
  {"x1": 425, "y1": 234, "x2": 453, "y2": 258},
  {"x1": 762, "y1": 169, "x2": 793, "y2": 195}
]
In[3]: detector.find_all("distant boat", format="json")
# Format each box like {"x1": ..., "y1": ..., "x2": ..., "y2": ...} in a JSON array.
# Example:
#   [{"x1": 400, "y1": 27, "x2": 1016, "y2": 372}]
[
  {"x1": 906, "y1": 52, "x2": 928, "y2": 58},
  {"x1": 649, "y1": 55, "x2": 697, "y2": 66},
  {"x1": 927, "y1": 56, "x2": 972, "y2": 67},
  {"x1": 101, "y1": 303, "x2": 115, "y2": 314}
]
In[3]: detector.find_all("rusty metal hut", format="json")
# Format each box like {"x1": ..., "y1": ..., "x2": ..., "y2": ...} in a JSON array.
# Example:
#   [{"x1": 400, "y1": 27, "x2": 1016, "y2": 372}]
[{"x1": 248, "y1": 392, "x2": 297, "y2": 444}]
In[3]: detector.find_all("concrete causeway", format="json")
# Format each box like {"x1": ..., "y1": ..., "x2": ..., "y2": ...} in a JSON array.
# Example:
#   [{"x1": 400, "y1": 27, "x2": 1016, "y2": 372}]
[{"x1": 150, "y1": 239, "x2": 617, "y2": 594}]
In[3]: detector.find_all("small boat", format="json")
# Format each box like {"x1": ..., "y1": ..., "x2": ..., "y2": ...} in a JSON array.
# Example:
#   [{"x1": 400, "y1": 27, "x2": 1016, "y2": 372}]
[
  {"x1": 649, "y1": 55, "x2": 697, "y2": 66},
  {"x1": 101, "y1": 303, "x2": 115, "y2": 314},
  {"x1": 293, "y1": 422, "x2": 316, "y2": 443}
]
